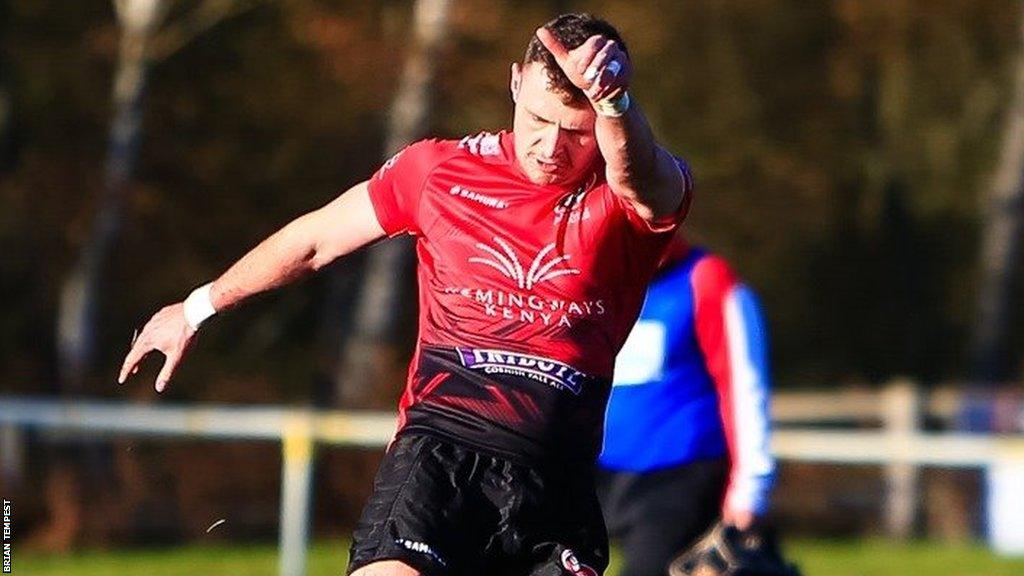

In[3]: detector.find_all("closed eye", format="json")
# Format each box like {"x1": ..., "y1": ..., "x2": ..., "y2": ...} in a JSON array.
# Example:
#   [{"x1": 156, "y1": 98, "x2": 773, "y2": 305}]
[
  {"x1": 562, "y1": 127, "x2": 591, "y2": 136},
  {"x1": 526, "y1": 110, "x2": 591, "y2": 136}
]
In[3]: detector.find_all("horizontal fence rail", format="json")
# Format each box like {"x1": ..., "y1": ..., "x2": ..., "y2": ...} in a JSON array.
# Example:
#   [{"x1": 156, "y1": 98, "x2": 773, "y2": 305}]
[
  {"x1": 0, "y1": 396, "x2": 397, "y2": 445},
  {"x1": 3, "y1": 395, "x2": 1022, "y2": 466},
  {"x1": 0, "y1": 395, "x2": 397, "y2": 576},
  {"x1": 773, "y1": 430, "x2": 1024, "y2": 467},
  {"x1": 770, "y1": 384, "x2": 1007, "y2": 425}
]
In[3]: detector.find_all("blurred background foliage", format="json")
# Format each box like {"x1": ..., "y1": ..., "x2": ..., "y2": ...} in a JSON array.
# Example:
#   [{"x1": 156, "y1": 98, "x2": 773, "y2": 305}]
[
  {"x1": 2, "y1": 0, "x2": 1023, "y2": 403},
  {"x1": 4, "y1": 0, "x2": 1024, "y2": 556}
]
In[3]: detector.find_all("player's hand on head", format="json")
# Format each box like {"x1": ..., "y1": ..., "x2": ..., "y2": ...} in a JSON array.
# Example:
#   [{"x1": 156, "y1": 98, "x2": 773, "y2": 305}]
[
  {"x1": 535, "y1": 27, "x2": 632, "y2": 103},
  {"x1": 118, "y1": 302, "x2": 197, "y2": 393}
]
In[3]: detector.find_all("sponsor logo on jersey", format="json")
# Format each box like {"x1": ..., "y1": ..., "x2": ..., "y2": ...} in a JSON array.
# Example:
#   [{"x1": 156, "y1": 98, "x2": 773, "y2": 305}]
[
  {"x1": 449, "y1": 185, "x2": 508, "y2": 209},
  {"x1": 394, "y1": 538, "x2": 447, "y2": 567},
  {"x1": 452, "y1": 236, "x2": 604, "y2": 328},
  {"x1": 469, "y1": 237, "x2": 580, "y2": 290},
  {"x1": 554, "y1": 189, "x2": 591, "y2": 224},
  {"x1": 441, "y1": 286, "x2": 605, "y2": 328},
  {"x1": 458, "y1": 132, "x2": 502, "y2": 156},
  {"x1": 456, "y1": 347, "x2": 592, "y2": 395},
  {"x1": 560, "y1": 549, "x2": 598, "y2": 576},
  {"x1": 378, "y1": 149, "x2": 403, "y2": 179}
]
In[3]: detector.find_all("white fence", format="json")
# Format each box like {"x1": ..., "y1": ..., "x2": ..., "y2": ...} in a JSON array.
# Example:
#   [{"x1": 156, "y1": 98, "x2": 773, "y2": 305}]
[
  {"x1": 2, "y1": 382, "x2": 1023, "y2": 574},
  {"x1": 0, "y1": 397, "x2": 397, "y2": 576},
  {"x1": 775, "y1": 380, "x2": 1024, "y2": 544}
]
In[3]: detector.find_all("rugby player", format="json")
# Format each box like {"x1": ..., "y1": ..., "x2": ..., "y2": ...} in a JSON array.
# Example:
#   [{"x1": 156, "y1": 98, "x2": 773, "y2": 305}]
[
  {"x1": 119, "y1": 13, "x2": 693, "y2": 576},
  {"x1": 598, "y1": 238, "x2": 775, "y2": 576}
]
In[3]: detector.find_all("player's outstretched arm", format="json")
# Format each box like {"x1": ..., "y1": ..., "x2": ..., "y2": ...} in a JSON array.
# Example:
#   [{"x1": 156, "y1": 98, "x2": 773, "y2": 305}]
[
  {"x1": 118, "y1": 180, "x2": 385, "y2": 392},
  {"x1": 536, "y1": 27, "x2": 688, "y2": 224}
]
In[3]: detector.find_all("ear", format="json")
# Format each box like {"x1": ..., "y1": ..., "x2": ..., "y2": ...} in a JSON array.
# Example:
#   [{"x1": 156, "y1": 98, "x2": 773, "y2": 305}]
[{"x1": 510, "y1": 62, "x2": 522, "y2": 103}]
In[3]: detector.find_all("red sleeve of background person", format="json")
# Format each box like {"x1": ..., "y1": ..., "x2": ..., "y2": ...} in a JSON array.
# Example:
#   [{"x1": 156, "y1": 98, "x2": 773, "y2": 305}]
[
  {"x1": 692, "y1": 255, "x2": 741, "y2": 489},
  {"x1": 367, "y1": 139, "x2": 449, "y2": 236}
]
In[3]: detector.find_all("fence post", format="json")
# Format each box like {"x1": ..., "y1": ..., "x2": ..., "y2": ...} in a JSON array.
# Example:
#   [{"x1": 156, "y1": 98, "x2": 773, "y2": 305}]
[
  {"x1": 883, "y1": 378, "x2": 921, "y2": 539},
  {"x1": 0, "y1": 424, "x2": 23, "y2": 486},
  {"x1": 986, "y1": 444, "x2": 1024, "y2": 555},
  {"x1": 279, "y1": 413, "x2": 315, "y2": 576}
]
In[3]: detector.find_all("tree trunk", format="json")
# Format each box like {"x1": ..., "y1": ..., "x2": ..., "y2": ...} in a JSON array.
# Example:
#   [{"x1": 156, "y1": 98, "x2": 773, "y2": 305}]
[
  {"x1": 334, "y1": 0, "x2": 453, "y2": 408},
  {"x1": 57, "y1": 18, "x2": 155, "y2": 391},
  {"x1": 0, "y1": 0, "x2": 15, "y2": 173},
  {"x1": 970, "y1": 15, "x2": 1024, "y2": 384},
  {"x1": 42, "y1": 1, "x2": 166, "y2": 550}
]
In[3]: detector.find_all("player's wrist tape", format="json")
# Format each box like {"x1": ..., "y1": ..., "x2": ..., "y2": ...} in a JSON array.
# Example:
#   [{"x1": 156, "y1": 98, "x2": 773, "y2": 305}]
[
  {"x1": 183, "y1": 283, "x2": 216, "y2": 330},
  {"x1": 594, "y1": 91, "x2": 630, "y2": 117}
]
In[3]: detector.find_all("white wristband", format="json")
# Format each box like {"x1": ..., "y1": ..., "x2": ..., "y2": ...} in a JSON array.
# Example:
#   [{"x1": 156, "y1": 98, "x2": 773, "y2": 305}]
[
  {"x1": 183, "y1": 283, "x2": 217, "y2": 330},
  {"x1": 594, "y1": 91, "x2": 630, "y2": 117}
]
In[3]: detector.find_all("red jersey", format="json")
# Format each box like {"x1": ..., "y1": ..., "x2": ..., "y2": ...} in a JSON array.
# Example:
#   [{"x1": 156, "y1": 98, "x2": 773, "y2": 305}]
[{"x1": 367, "y1": 131, "x2": 693, "y2": 463}]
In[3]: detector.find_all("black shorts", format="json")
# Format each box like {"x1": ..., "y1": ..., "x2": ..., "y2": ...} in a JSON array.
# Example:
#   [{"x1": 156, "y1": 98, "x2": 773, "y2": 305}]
[
  {"x1": 595, "y1": 458, "x2": 728, "y2": 576},
  {"x1": 348, "y1": 433, "x2": 608, "y2": 576}
]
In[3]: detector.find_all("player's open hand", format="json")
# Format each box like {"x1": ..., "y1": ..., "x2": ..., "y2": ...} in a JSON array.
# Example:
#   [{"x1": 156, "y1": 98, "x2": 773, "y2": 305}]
[
  {"x1": 118, "y1": 302, "x2": 196, "y2": 393},
  {"x1": 535, "y1": 27, "x2": 632, "y2": 104}
]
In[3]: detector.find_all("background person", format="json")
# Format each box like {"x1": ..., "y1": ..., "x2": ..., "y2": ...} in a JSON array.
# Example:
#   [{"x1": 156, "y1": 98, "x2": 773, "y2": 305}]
[{"x1": 598, "y1": 238, "x2": 775, "y2": 576}]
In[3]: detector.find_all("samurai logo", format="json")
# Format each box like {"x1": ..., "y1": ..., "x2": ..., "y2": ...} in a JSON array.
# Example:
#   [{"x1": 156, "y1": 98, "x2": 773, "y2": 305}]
[
  {"x1": 394, "y1": 538, "x2": 447, "y2": 567},
  {"x1": 469, "y1": 237, "x2": 580, "y2": 290}
]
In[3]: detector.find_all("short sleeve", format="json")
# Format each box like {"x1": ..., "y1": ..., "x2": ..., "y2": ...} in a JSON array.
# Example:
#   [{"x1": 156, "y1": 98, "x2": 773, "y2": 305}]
[{"x1": 366, "y1": 139, "x2": 445, "y2": 236}]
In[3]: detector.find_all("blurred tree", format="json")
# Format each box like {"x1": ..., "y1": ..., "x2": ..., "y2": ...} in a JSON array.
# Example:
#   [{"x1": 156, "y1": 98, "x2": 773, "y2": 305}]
[
  {"x1": 57, "y1": 0, "x2": 263, "y2": 392},
  {"x1": 334, "y1": 0, "x2": 453, "y2": 408},
  {"x1": 970, "y1": 13, "x2": 1024, "y2": 384},
  {"x1": 7, "y1": 0, "x2": 1017, "y2": 399},
  {"x1": 57, "y1": 0, "x2": 168, "y2": 392},
  {"x1": 0, "y1": 2, "x2": 16, "y2": 173},
  {"x1": 42, "y1": 0, "x2": 174, "y2": 552},
  {"x1": 598, "y1": 0, "x2": 1022, "y2": 383},
  {"x1": 43, "y1": 0, "x2": 266, "y2": 550}
]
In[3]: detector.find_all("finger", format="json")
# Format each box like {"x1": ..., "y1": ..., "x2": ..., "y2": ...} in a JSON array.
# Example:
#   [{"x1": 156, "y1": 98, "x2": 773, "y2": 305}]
[
  {"x1": 583, "y1": 40, "x2": 616, "y2": 82},
  {"x1": 535, "y1": 27, "x2": 570, "y2": 65},
  {"x1": 155, "y1": 351, "x2": 181, "y2": 393},
  {"x1": 576, "y1": 36, "x2": 608, "y2": 78},
  {"x1": 118, "y1": 330, "x2": 141, "y2": 384},
  {"x1": 119, "y1": 342, "x2": 150, "y2": 384},
  {"x1": 592, "y1": 58, "x2": 631, "y2": 102},
  {"x1": 587, "y1": 66, "x2": 616, "y2": 101},
  {"x1": 589, "y1": 68, "x2": 623, "y2": 102}
]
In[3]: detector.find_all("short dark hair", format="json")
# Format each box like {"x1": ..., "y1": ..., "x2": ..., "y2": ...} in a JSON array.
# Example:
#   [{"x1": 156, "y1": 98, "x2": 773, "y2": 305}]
[{"x1": 523, "y1": 13, "x2": 628, "y2": 104}]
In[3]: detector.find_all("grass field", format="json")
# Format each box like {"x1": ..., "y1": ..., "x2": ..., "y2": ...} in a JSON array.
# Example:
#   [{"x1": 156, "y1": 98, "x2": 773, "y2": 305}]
[{"x1": 14, "y1": 539, "x2": 1024, "y2": 576}]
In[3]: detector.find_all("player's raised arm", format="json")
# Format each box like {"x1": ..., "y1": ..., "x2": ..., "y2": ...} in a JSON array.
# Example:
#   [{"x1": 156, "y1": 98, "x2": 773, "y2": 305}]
[
  {"x1": 536, "y1": 27, "x2": 689, "y2": 224},
  {"x1": 118, "y1": 180, "x2": 385, "y2": 392}
]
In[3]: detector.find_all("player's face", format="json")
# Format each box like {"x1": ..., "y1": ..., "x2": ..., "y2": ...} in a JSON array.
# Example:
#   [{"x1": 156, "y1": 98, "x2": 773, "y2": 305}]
[{"x1": 510, "y1": 62, "x2": 599, "y2": 187}]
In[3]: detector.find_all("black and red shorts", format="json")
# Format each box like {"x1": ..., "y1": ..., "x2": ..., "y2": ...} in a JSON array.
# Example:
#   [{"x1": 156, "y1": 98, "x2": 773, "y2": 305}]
[{"x1": 347, "y1": 433, "x2": 608, "y2": 576}]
